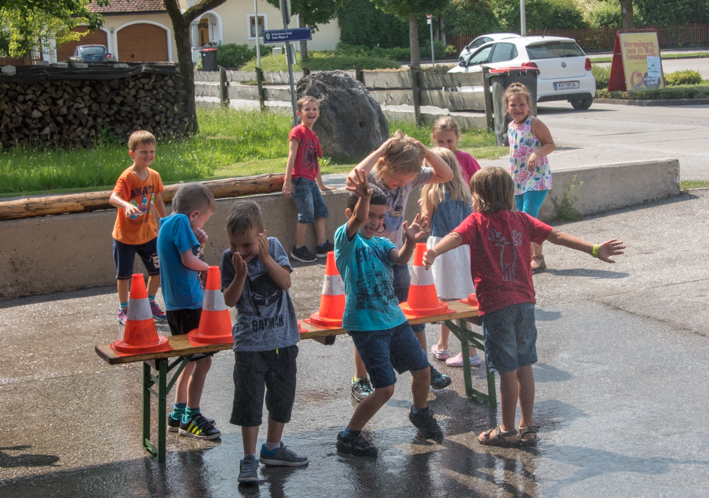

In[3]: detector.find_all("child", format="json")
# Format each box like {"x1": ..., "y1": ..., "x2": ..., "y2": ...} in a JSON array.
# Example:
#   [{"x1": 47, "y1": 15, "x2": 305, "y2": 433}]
[
  {"x1": 157, "y1": 183, "x2": 221, "y2": 441},
  {"x1": 423, "y1": 167, "x2": 624, "y2": 447},
  {"x1": 430, "y1": 116, "x2": 481, "y2": 186},
  {"x1": 335, "y1": 170, "x2": 442, "y2": 456},
  {"x1": 505, "y1": 83, "x2": 556, "y2": 273},
  {"x1": 221, "y1": 201, "x2": 307, "y2": 484},
  {"x1": 282, "y1": 95, "x2": 336, "y2": 263},
  {"x1": 345, "y1": 131, "x2": 454, "y2": 403},
  {"x1": 109, "y1": 130, "x2": 167, "y2": 325},
  {"x1": 419, "y1": 147, "x2": 481, "y2": 368}
]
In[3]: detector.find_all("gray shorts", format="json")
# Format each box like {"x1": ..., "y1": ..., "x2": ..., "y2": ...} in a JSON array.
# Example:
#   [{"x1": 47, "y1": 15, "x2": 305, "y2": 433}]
[{"x1": 481, "y1": 303, "x2": 538, "y2": 373}]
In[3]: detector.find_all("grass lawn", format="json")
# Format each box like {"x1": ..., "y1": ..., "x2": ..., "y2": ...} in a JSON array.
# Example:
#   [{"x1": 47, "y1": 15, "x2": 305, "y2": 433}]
[
  {"x1": 681, "y1": 180, "x2": 709, "y2": 189},
  {"x1": 0, "y1": 107, "x2": 505, "y2": 198}
]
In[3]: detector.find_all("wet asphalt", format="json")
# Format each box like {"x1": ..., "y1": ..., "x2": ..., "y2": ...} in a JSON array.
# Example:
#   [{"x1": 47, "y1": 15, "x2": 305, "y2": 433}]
[{"x1": 2, "y1": 191, "x2": 709, "y2": 497}]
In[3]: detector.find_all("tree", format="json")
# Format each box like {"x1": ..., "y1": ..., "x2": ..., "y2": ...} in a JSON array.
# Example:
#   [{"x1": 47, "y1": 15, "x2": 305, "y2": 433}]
[
  {"x1": 373, "y1": 0, "x2": 450, "y2": 67},
  {"x1": 162, "y1": 0, "x2": 228, "y2": 134},
  {"x1": 442, "y1": 0, "x2": 499, "y2": 38},
  {"x1": 620, "y1": 0, "x2": 634, "y2": 29},
  {"x1": 266, "y1": 0, "x2": 340, "y2": 61}
]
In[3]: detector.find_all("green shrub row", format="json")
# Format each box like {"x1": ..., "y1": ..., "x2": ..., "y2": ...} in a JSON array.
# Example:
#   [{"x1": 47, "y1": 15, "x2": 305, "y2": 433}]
[
  {"x1": 301, "y1": 56, "x2": 400, "y2": 71},
  {"x1": 665, "y1": 69, "x2": 702, "y2": 86},
  {"x1": 216, "y1": 43, "x2": 273, "y2": 69},
  {"x1": 597, "y1": 85, "x2": 709, "y2": 100}
]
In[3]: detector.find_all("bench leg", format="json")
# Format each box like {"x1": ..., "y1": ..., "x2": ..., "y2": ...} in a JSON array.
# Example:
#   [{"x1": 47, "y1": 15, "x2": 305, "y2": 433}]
[
  {"x1": 445, "y1": 319, "x2": 497, "y2": 408},
  {"x1": 142, "y1": 362, "x2": 151, "y2": 456}
]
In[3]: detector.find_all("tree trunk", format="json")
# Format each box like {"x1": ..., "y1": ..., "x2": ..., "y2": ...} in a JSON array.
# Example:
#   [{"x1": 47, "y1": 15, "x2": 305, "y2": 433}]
[
  {"x1": 409, "y1": 13, "x2": 420, "y2": 68},
  {"x1": 299, "y1": 15, "x2": 308, "y2": 61},
  {"x1": 620, "y1": 0, "x2": 634, "y2": 30},
  {"x1": 173, "y1": 20, "x2": 199, "y2": 134}
]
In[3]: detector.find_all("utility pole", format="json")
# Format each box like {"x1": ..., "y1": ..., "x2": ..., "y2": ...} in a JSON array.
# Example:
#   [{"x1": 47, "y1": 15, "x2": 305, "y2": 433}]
[
  {"x1": 520, "y1": 0, "x2": 527, "y2": 36},
  {"x1": 254, "y1": 0, "x2": 261, "y2": 67},
  {"x1": 280, "y1": 0, "x2": 298, "y2": 126}
]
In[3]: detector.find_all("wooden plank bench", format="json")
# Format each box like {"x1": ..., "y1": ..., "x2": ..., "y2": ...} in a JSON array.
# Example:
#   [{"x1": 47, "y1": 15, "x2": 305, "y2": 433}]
[{"x1": 95, "y1": 300, "x2": 492, "y2": 462}]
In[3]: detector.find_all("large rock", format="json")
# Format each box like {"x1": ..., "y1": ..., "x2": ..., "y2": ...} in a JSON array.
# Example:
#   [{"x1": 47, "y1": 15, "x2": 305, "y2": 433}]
[{"x1": 296, "y1": 71, "x2": 388, "y2": 162}]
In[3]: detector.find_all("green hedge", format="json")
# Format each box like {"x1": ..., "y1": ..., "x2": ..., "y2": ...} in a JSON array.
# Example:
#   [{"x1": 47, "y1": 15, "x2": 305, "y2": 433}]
[
  {"x1": 665, "y1": 69, "x2": 702, "y2": 86},
  {"x1": 598, "y1": 86, "x2": 709, "y2": 100},
  {"x1": 216, "y1": 43, "x2": 273, "y2": 68},
  {"x1": 301, "y1": 56, "x2": 400, "y2": 70},
  {"x1": 592, "y1": 65, "x2": 610, "y2": 90}
]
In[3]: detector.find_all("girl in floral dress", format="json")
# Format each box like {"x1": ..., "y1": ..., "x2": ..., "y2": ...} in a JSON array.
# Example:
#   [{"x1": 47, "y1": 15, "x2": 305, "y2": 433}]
[{"x1": 505, "y1": 83, "x2": 556, "y2": 273}]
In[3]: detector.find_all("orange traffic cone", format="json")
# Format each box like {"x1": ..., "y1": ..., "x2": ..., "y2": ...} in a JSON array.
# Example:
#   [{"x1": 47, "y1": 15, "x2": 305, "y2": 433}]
[
  {"x1": 111, "y1": 274, "x2": 172, "y2": 356},
  {"x1": 187, "y1": 266, "x2": 234, "y2": 346},
  {"x1": 304, "y1": 251, "x2": 345, "y2": 328},
  {"x1": 400, "y1": 243, "x2": 454, "y2": 319},
  {"x1": 460, "y1": 293, "x2": 479, "y2": 307},
  {"x1": 298, "y1": 321, "x2": 307, "y2": 334}
]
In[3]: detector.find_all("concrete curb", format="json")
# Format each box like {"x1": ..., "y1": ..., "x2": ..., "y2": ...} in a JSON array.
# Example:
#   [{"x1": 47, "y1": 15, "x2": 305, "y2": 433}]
[
  {"x1": 596, "y1": 98, "x2": 709, "y2": 106},
  {"x1": 0, "y1": 159, "x2": 680, "y2": 300}
]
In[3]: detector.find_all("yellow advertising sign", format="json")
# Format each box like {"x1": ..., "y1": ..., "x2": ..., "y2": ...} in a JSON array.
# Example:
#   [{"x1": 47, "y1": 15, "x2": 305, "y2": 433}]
[{"x1": 618, "y1": 32, "x2": 665, "y2": 91}]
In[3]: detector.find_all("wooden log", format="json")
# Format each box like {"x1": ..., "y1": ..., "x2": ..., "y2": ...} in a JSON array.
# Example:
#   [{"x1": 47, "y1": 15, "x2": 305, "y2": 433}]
[{"x1": 0, "y1": 174, "x2": 286, "y2": 221}]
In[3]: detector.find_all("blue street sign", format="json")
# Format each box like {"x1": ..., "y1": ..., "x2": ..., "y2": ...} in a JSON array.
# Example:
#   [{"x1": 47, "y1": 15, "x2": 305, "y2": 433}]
[{"x1": 263, "y1": 28, "x2": 312, "y2": 44}]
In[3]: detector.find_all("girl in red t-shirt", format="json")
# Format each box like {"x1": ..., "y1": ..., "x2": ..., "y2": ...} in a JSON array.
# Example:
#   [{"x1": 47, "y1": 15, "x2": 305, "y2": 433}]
[{"x1": 423, "y1": 167, "x2": 624, "y2": 448}]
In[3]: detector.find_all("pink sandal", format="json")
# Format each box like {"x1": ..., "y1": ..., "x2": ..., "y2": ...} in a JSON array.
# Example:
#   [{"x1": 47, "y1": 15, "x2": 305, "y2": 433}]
[
  {"x1": 430, "y1": 344, "x2": 450, "y2": 361},
  {"x1": 446, "y1": 352, "x2": 481, "y2": 367}
]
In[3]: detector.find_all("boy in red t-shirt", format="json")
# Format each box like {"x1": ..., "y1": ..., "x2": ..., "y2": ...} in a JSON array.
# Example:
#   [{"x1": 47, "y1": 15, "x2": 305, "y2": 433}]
[
  {"x1": 109, "y1": 130, "x2": 167, "y2": 325},
  {"x1": 282, "y1": 96, "x2": 336, "y2": 262},
  {"x1": 424, "y1": 167, "x2": 625, "y2": 449}
]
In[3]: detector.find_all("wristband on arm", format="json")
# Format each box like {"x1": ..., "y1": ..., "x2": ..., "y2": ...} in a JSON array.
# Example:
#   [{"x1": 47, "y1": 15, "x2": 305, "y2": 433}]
[{"x1": 592, "y1": 244, "x2": 600, "y2": 258}]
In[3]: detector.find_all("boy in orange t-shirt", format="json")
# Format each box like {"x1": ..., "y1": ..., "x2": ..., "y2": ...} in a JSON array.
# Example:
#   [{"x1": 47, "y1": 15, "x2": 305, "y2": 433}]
[{"x1": 109, "y1": 130, "x2": 168, "y2": 325}]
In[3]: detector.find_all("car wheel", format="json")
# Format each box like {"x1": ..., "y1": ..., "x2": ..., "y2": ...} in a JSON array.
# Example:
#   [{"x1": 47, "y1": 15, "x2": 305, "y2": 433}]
[{"x1": 570, "y1": 97, "x2": 593, "y2": 110}]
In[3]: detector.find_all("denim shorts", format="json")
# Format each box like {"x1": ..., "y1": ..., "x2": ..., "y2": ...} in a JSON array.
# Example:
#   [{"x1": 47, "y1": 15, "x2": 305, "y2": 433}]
[
  {"x1": 291, "y1": 177, "x2": 329, "y2": 224},
  {"x1": 113, "y1": 237, "x2": 159, "y2": 280},
  {"x1": 348, "y1": 322, "x2": 430, "y2": 389},
  {"x1": 515, "y1": 190, "x2": 548, "y2": 219},
  {"x1": 481, "y1": 303, "x2": 538, "y2": 373},
  {"x1": 392, "y1": 264, "x2": 425, "y2": 333},
  {"x1": 165, "y1": 308, "x2": 214, "y2": 361}
]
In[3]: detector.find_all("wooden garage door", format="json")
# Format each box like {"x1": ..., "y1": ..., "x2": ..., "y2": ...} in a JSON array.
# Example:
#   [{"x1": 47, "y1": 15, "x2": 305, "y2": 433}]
[
  {"x1": 117, "y1": 24, "x2": 168, "y2": 62},
  {"x1": 57, "y1": 27, "x2": 108, "y2": 61}
]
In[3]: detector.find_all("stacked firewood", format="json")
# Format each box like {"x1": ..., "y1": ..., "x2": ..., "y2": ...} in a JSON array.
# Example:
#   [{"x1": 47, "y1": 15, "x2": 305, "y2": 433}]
[{"x1": 0, "y1": 72, "x2": 189, "y2": 148}]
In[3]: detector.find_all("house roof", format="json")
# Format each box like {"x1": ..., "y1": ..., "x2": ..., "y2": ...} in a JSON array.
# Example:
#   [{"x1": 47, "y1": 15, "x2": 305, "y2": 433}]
[{"x1": 88, "y1": 0, "x2": 167, "y2": 14}]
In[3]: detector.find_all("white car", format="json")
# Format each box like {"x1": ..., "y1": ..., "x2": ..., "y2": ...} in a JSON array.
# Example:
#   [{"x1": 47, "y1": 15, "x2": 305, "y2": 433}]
[
  {"x1": 449, "y1": 36, "x2": 596, "y2": 110},
  {"x1": 458, "y1": 33, "x2": 521, "y2": 63}
]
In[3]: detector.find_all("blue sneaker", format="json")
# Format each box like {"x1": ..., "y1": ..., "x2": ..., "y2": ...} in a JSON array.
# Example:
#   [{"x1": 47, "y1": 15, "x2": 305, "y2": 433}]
[
  {"x1": 150, "y1": 301, "x2": 167, "y2": 322},
  {"x1": 117, "y1": 308, "x2": 127, "y2": 326},
  {"x1": 238, "y1": 454, "x2": 259, "y2": 484},
  {"x1": 259, "y1": 442, "x2": 308, "y2": 467}
]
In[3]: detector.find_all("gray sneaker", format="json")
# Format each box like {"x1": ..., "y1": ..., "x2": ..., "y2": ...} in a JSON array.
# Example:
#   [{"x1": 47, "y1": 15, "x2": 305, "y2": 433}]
[
  {"x1": 238, "y1": 454, "x2": 259, "y2": 484},
  {"x1": 259, "y1": 442, "x2": 309, "y2": 467},
  {"x1": 290, "y1": 245, "x2": 317, "y2": 263}
]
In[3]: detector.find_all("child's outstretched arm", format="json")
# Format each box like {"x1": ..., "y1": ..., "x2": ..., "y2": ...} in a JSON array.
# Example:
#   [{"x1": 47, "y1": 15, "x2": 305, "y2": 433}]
[
  {"x1": 223, "y1": 252, "x2": 248, "y2": 307},
  {"x1": 419, "y1": 143, "x2": 453, "y2": 184},
  {"x1": 109, "y1": 192, "x2": 142, "y2": 217},
  {"x1": 257, "y1": 232, "x2": 291, "y2": 290},
  {"x1": 346, "y1": 138, "x2": 394, "y2": 188},
  {"x1": 282, "y1": 138, "x2": 299, "y2": 197},
  {"x1": 528, "y1": 118, "x2": 556, "y2": 171},
  {"x1": 390, "y1": 214, "x2": 430, "y2": 266},
  {"x1": 345, "y1": 169, "x2": 373, "y2": 238},
  {"x1": 545, "y1": 229, "x2": 625, "y2": 263},
  {"x1": 423, "y1": 232, "x2": 463, "y2": 269}
]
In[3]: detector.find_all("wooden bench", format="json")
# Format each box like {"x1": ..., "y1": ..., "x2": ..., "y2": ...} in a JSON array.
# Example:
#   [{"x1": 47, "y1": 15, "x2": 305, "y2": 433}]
[{"x1": 95, "y1": 300, "x2": 492, "y2": 462}]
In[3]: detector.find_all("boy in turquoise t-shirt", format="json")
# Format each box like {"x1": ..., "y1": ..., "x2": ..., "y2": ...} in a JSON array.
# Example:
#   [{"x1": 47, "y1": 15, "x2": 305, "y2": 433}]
[{"x1": 333, "y1": 170, "x2": 444, "y2": 456}]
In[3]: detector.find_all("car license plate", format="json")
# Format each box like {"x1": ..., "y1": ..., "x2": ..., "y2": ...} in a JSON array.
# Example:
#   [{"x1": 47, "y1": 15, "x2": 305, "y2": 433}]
[{"x1": 554, "y1": 81, "x2": 580, "y2": 90}]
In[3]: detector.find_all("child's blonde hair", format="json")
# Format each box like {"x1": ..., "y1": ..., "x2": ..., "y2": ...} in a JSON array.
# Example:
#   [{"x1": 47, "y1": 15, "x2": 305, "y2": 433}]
[
  {"x1": 296, "y1": 95, "x2": 318, "y2": 112},
  {"x1": 373, "y1": 130, "x2": 424, "y2": 182},
  {"x1": 470, "y1": 167, "x2": 515, "y2": 214},
  {"x1": 431, "y1": 116, "x2": 460, "y2": 142},
  {"x1": 172, "y1": 183, "x2": 217, "y2": 216},
  {"x1": 128, "y1": 130, "x2": 156, "y2": 151},
  {"x1": 502, "y1": 82, "x2": 533, "y2": 110},
  {"x1": 420, "y1": 148, "x2": 471, "y2": 218},
  {"x1": 226, "y1": 200, "x2": 264, "y2": 236}
]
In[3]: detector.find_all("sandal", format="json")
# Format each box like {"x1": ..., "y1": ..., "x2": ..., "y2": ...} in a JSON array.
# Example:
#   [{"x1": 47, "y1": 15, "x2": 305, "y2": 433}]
[
  {"x1": 531, "y1": 256, "x2": 546, "y2": 274},
  {"x1": 518, "y1": 425, "x2": 539, "y2": 447},
  {"x1": 445, "y1": 353, "x2": 481, "y2": 367},
  {"x1": 477, "y1": 425, "x2": 520, "y2": 448},
  {"x1": 430, "y1": 344, "x2": 450, "y2": 361}
]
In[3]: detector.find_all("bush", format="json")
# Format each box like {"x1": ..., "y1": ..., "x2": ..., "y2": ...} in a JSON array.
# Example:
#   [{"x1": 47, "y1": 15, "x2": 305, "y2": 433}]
[
  {"x1": 587, "y1": 1, "x2": 623, "y2": 28},
  {"x1": 337, "y1": 0, "x2": 411, "y2": 49},
  {"x1": 592, "y1": 65, "x2": 610, "y2": 90},
  {"x1": 216, "y1": 43, "x2": 273, "y2": 69},
  {"x1": 493, "y1": 0, "x2": 587, "y2": 31},
  {"x1": 442, "y1": 0, "x2": 499, "y2": 38},
  {"x1": 301, "y1": 56, "x2": 400, "y2": 71},
  {"x1": 598, "y1": 85, "x2": 709, "y2": 100},
  {"x1": 665, "y1": 69, "x2": 702, "y2": 86}
]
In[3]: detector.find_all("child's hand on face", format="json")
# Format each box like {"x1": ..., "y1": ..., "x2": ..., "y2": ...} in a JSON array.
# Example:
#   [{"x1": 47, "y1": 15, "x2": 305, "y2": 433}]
[
  {"x1": 232, "y1": 251, "x2": 248, "y2": 281},
  {"x1": 346, "y1": 169, "x2": 372, "y2": 199},
  {"x1": 257, "y1": 232, "x2": 271, "y2": 262},
  {"x1": 597, "y1": 239, "x2": 625, "y2": 263},
  {"x1": 403, "y1": 213, "x2": 430, "y2": 242},
  {"x1": 423, "y1": 248, "x2": 437, "y2": 270}
]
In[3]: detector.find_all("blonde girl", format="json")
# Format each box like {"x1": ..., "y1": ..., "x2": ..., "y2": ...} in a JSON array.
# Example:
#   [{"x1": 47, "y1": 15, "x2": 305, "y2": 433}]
[
  {"x1": 505, "y1": 83, "x2": 556, "y2": 273},
  {"x1": 420, "y1": 148, "x2": 481, "y2": 367},
  {"x1": 431, "y1": 116, "x2": 480, "y2": 186},
  {"x1": 344, "y1": 131, "x2": 455, "y2": 401}
]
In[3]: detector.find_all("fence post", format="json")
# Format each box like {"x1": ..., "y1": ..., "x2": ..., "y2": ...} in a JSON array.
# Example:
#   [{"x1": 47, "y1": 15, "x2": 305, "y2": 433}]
[
  {"x1": 219, "y1": 66, "x2": 229, "y2": 108},
  {"x1": 410, "y1": 66, "x2": 421, "y2": 127},
  {"x1": 255, "y1": 67, "x2": 266, "y2": 111},
  {"x1": 482, "y1": 66, "x2": 494, "y2": 132}
]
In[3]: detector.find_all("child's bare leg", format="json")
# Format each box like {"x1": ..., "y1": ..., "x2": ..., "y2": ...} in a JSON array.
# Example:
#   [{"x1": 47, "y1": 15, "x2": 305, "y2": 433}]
[
  {"x1": 295, "y1": 222, "x2": 308, "y2": 248},
  {"x1": 347, "y1": 385, "x2": 394, "y2": 431},
  {"x1": 410, "y1": 367, "x2": 431, "y2": 409},
  {"x1": 517, "y1": 365, "x2": 535, "y2": 431},
  {"x1": 532, "y1": 241, "x2": 544, "y2": 258},
  {"x1": 266, "y1": 415, "x2": 285, "y2": 446},
  {"x1": 117, "y1": 278, "x2": 130, "y2": 304},
  {"x1": 314, "y1": 217, "x2": 327, "y2": 246},
  {"x1": 146, "y1": 274, "x2": 160, "y2": 297},
  {"x1": 499, "y1": 369, "x2": 519, "y2": 432},
  {"x1": 186, "y1": 356, "x2": 212, "y2": 408},
  {"x1": 242, "y1": 425, "x2": 259, "y2": 455},
  {"x1": 437, "y1": 323, "x2": 450, "y2": 351},
  {"x1": 353, "y1": 346, "x2": 368, "y2": 379},
  {"x1": 174, "y1": 361, "x2": 196, "y2": 404}
]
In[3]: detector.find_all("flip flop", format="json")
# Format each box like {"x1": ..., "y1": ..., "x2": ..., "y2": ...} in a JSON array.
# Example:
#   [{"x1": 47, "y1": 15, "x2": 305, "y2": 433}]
[
  {"x1": 445, "y1": 353, "x2": 481, "y2": 367},
  {"x1": 430, "y1": 344, "x2": 450, "y2": 361},
  {"x1": 478, "y1": 425, "x2": 520, "y2": 448}
]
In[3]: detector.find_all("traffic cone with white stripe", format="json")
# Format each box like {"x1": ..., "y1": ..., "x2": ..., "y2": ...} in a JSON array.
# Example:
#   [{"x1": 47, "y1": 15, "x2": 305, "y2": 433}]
[
  {"x1": 305, "y1": 251, "x2": 345, "y2": 328},
  {"x1": 111, "y1": 273, "x2": 172, "y2": 356},
  {"x1": 188, "y1": 266, "x2": 234, "y2": 346},
  {"x1": 400, "y1": 242, "x2": 454, "y2": 319}
]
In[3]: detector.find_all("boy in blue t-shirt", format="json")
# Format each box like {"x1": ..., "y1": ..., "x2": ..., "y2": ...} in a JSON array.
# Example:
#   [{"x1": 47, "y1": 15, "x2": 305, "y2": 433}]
[
  {"x1": 157, "y1": 182, "x2": 220, "y2": 441},
  {"x1": 220, "y1": 200, "x2": 308, "y2": 485},
  {"x1": 334, "y1": 170, "x2": 444, "y2": 456}
]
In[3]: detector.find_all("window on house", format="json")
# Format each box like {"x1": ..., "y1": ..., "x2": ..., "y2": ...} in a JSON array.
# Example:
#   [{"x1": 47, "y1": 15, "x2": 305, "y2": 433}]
[{"x1": 249, "y1": 15, "x2": 265, "y2": 39}]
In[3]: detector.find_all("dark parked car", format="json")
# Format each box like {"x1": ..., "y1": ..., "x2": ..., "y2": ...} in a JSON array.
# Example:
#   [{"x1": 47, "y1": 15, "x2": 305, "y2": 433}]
[{"x1": 68, "y1": 44, "x2": 114, "y2": 62}]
